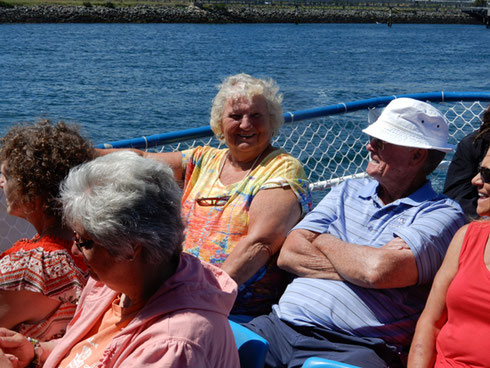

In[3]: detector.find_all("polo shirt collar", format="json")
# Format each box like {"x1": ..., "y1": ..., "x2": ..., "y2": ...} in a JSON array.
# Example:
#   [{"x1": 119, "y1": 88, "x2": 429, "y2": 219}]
[{"x1": 358, "y1": 179, "x2": 437, "y2": 207}]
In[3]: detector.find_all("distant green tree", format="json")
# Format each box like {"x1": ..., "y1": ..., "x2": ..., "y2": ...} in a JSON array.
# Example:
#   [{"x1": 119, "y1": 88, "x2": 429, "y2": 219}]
[
  {"x1": 473, "y1": 0, "x2": 487, "y2": 7},
  {"x1": 0, "y1": 0, "x2": 14, "y2": 7}
]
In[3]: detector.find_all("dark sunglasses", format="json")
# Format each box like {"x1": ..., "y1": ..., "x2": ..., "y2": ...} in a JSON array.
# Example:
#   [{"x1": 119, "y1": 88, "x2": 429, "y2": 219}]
[
  {"x1": 370, "y1": 137, "x2": 385, "y2": 151},
  {"x1": 196, "y1": 196, "x2": 231, "y2": 207},
  {"x1": 479, "y1": 166, "x2": 490, "y2": 184},
  {"x1": 73, "y1": 231, "x2": 95, "y2": 252}
]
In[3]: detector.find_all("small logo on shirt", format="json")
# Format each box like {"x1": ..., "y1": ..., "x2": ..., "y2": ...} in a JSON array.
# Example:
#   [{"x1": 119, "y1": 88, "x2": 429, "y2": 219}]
[{"x1": 396, "y1": 217, "x2": 406, "y2": 225}]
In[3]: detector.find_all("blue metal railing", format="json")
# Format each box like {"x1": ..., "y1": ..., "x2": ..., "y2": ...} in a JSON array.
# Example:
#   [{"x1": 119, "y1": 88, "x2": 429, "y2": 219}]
[{"x1": 95, "y1": 91, "x2": 490, "y2": 150}]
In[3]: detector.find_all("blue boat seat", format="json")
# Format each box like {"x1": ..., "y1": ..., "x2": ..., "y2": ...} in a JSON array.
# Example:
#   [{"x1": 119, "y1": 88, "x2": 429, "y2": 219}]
[
  {"x1": 302, "y1": 357, "x2": 360, "y2": 368},
  {"x1": 229, "y1": 320, "x2": 269, "y2": 368}
]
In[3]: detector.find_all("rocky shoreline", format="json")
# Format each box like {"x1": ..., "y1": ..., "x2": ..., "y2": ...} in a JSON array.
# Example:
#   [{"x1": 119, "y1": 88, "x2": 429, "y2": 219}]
[{"x1": 0, "y1": 4, "x2": 479, "y2": 24}]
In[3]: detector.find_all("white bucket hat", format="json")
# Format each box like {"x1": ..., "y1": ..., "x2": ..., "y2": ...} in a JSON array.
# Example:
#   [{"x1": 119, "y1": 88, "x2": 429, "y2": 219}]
[{"x1": 362, "y1": 97, "x2": 454, "y2": 153}]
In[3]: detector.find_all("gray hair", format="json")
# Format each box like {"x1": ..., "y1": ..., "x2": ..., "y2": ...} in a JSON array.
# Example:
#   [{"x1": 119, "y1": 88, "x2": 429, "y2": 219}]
[
  {"x1": 60, "y1": 151, "x2": 184, "y2": 265},
  {"x1": 210, "y1": 73, "x2": 284, "y2": 141}
]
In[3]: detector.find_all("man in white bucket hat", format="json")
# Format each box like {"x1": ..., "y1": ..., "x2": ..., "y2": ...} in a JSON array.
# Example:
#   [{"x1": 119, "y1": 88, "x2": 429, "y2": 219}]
[
  {"x1": 363, "y1": 97, "x2": 455, "y2": 153},
  {"x1": 245, "y1": 98, "x2": 465, "y2": 367}
]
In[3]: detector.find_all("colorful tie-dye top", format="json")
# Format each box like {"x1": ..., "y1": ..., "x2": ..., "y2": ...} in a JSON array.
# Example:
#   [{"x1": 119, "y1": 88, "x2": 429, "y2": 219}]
[{"x1": 181, "y1": 146, "x2": 311, "y2": 316}]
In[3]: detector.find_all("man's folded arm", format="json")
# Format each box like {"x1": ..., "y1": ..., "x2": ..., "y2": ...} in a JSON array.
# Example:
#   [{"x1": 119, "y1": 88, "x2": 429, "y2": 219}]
[
  {"x1": 278, "y1": 229, "x2": 418, "y2": 289},
  {"x1": 277, "y1": 229, "x2": 343, "y2": 280},
  {"x1": 313, "y1": 234, "x2": 418, "y2": 289}
]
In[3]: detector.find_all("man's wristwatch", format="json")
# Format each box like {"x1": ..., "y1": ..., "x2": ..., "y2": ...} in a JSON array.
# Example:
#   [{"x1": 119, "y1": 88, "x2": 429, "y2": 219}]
[{"x1": 26, "y1": 337, "x2": 43, "y2": 368}]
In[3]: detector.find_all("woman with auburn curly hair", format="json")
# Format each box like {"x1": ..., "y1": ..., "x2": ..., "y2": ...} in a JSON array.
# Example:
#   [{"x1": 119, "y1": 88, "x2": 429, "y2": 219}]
[{"x1": 0, "y1": 120, "x2": 95, "y2": 341}]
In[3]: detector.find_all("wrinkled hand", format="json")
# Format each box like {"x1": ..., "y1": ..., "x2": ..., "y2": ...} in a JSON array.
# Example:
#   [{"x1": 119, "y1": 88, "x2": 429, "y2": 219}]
[
  {"x1": 382, "y1": 237, "x2": 410, "y2": 250},
  {"x1": 0, "y1": 329, "x2": 33, "y2": 368}
]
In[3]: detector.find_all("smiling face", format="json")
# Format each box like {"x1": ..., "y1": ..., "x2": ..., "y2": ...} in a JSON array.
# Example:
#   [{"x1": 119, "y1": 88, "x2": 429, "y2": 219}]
[
  {"x1": 472, "y1": 148, "x2": 490, "y2": 217},
  {"x1": 221, "y1": 94, "x2": 272, "y2": 161}
]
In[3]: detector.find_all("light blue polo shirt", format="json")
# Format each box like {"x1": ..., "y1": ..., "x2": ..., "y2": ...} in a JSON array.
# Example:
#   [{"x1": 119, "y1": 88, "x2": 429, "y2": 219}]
[{"x1": 274, "y1": 178, "x2": 465, "y2": 349}]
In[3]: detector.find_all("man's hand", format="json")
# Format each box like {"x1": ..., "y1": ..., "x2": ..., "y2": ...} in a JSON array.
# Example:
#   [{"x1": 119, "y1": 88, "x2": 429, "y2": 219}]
[
  {"x1": 277, "y1": 229, "x2": 342, "y2": 280},
  {"x1": 383, "y1": 237, "x2": 411, "y2": 250},
  {"x1": 314, "y1": 234, "x2": 418, "y2": 289}
]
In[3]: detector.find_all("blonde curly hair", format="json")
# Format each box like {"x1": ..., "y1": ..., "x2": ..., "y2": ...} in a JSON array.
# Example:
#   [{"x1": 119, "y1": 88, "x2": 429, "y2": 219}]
[{"x1": 209, "y1": 73, "x2": 284, "y2": 141}]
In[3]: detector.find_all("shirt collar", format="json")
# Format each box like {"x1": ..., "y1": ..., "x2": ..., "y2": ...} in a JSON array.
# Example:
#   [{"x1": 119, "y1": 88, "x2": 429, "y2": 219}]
[{"x1": 358, "y1": 179, "x2": 437, "y2": 207}]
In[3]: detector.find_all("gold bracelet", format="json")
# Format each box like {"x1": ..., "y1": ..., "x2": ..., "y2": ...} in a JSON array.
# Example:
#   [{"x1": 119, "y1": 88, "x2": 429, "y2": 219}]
[{"x1": 26, "y1": 337, "x2": 43, "y2": 368}]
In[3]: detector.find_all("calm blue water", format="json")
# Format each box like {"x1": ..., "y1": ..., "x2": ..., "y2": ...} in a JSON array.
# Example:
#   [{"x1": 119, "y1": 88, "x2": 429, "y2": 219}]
[{"x1": 1, "y1": 23, "x2": 489, "y2": 144}]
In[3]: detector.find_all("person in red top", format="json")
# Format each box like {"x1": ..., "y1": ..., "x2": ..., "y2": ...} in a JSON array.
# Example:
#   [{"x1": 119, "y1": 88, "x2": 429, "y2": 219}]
[
  {"x1": 408, "y1": 127, "x2": 490, "y2": 367},
  {"x1": 0, "y1": 121, "x2": 94, "y2": 341}
]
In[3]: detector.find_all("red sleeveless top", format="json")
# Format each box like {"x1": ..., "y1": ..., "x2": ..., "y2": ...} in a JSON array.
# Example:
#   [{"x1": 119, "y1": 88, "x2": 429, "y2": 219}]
[{"x1": 435, "y1": 221, "x2": 490, "y2": 367}]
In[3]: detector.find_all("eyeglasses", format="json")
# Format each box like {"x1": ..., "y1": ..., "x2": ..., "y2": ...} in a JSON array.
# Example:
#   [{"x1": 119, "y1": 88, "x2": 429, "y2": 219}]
[
  {"x1": 196, "y1": 196, "x2": 231, "y2": 207},
  {"x1": 73, "y1": 231, "x2": 95, "y2": 252},
  {"x1": 479, "y1": 166, "x2": 490, "y2": 184},
  {"x1": 370, "y1": 137, "x2": 386, "y2": 151}
]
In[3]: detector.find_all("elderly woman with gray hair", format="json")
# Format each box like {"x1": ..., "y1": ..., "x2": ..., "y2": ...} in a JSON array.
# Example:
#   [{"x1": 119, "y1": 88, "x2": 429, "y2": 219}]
[
  {"x1": 99, "y1": 73, "x2": 311, "y2": 320},
  {"x1": 0, "y1": 151, "x2": 239, "y2": 368}
]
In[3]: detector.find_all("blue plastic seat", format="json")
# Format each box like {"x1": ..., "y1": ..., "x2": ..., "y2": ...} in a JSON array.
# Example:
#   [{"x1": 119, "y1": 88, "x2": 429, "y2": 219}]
[
  {"x1": 229, "y1": 320, "x2": 269, "y2": 368},
  {"x1": 302, "y1": 357, "x2": 360, "y2": 368}
]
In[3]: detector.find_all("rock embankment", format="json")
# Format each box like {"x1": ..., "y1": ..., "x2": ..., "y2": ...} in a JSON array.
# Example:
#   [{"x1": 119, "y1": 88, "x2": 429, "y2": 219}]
[{"x1": 0, "y1": 4, "x2": 478, "y2": 24}]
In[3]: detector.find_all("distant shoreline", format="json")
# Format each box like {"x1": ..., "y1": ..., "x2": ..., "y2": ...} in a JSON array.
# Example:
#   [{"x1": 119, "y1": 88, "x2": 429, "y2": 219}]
[{"x1": 0, "y1": 4, "x2": 480, "y2": 24}]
